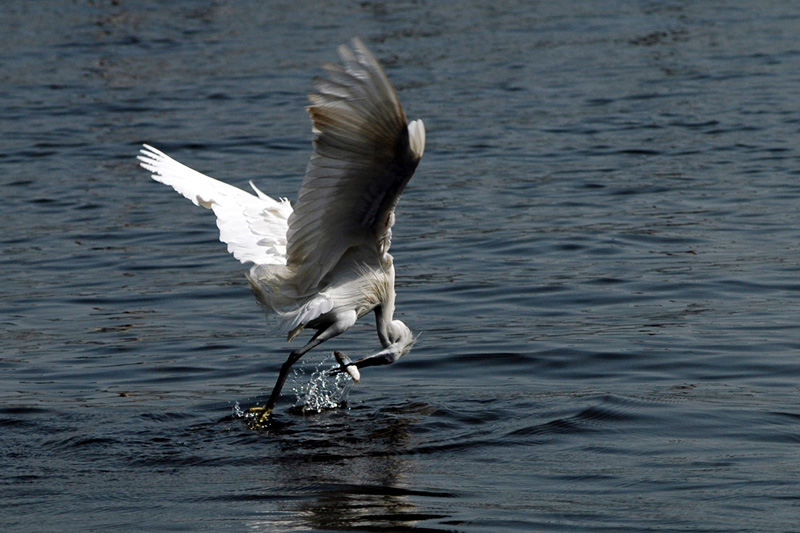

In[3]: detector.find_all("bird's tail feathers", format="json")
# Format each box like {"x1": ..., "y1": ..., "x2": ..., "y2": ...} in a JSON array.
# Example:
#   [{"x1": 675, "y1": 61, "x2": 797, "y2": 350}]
[{"x1": 247, "y1": 263, "x2": 321, "y2": 335}]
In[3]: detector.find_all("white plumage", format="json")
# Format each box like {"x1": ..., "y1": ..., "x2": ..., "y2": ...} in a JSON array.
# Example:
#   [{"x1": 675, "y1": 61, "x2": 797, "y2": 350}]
[
  {"x1": 139, "y1": 145, "x2": 292, "y2": 266},
  {"x1": 138, "y1": 38, "x2": 425, "y2": 424}
]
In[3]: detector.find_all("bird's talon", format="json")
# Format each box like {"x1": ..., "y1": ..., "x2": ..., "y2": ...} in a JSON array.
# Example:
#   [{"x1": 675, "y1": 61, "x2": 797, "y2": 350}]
[{"x1": 246, "y1": 405, "x2": 273, "y2": 426}]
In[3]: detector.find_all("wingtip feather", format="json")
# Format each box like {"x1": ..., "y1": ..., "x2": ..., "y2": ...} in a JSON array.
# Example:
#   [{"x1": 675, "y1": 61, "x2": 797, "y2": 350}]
[{"x1": 408, "y1": 119, "x2": 425, "y2": 159}]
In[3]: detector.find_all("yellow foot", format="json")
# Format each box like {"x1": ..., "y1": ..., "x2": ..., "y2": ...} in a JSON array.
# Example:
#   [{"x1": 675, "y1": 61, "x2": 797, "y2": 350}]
[{"x1": 245, "y1": 405, "x2": 273, "y2": 429}]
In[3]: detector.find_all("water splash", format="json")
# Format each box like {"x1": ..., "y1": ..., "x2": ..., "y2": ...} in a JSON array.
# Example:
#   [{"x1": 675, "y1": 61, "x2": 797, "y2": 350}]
[
  {"x1": 231, "y1": 353, "x2": 355, "y2": 424},
  {"x1": 292, "y1": 352, "x2": 355, "y2": 413}
]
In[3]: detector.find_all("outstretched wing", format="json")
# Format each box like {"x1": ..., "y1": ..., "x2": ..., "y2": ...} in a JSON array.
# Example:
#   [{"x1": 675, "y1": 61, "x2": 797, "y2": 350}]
[
  {"x1": 138, "y1": 144, "x2": 292, "y2": 266},
  {"x1": 286, "y1": 38, "x2": 426, "y2": 293}
]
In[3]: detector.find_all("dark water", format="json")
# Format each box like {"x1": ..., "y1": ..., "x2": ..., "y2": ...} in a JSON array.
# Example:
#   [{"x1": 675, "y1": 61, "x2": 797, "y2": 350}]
[{"x1": 3, "y1": 1, "x2": 800, "y2": 530}]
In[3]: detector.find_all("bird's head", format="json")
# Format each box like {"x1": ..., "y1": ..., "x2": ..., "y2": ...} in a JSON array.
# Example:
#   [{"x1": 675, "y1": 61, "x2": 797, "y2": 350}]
[{"x1": 388, "y1": 320, "x2": 415, "y2": 355}]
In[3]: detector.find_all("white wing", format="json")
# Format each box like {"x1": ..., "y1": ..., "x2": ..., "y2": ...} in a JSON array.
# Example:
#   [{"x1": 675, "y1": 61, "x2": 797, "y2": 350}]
[
  {"x1": 138, "y1": 144, "x2": 292, "y2": 266},
  {"x1": 286, "y1": 38, "x2": 426, "y2": 293}
]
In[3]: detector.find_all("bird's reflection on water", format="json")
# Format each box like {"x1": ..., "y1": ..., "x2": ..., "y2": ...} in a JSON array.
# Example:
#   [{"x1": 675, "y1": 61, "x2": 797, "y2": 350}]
[{"x1": 243, "y1": 402, "x2": 452, "y2": 531}]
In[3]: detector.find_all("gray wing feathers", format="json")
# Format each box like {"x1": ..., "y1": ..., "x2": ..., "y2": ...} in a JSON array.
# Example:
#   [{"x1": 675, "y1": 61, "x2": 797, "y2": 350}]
[{"x1": 287, "y1": 38, "x2": 425, "y2": 293}]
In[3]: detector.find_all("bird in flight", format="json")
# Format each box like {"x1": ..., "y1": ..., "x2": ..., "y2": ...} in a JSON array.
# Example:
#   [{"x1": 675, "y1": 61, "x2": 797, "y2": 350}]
[{"x1": 138, "y1": 38, "x2": 426, "y2": 426}]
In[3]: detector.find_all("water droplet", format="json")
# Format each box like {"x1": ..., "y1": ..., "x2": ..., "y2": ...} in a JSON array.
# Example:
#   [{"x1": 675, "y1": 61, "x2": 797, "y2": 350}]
[{"x1": 293, "y1": 352, "x2": 355, "y2": 413}]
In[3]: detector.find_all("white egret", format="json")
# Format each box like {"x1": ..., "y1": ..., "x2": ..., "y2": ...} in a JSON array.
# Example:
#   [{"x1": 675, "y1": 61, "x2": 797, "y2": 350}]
[{"x1": 138, "y1": 38, "x2": 425, "y2": 424}]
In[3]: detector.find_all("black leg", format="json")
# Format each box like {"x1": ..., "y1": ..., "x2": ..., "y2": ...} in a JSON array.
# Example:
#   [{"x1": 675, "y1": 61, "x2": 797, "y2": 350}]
[
  {"x1": 264, "y1": 350, "x2": 304, "y2": 411},
  {"x1": 245, "y1": 312, "x2": 356, "y2": 427},
  {"x1": 247, "y1": 336, "x2": 326, "y2": 425}
]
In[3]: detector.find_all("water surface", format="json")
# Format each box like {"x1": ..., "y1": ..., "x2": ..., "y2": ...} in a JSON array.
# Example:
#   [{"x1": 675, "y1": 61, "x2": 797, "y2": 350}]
[{"x1": 2, "y1": 1, "x2": 800, "y2": 531}]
